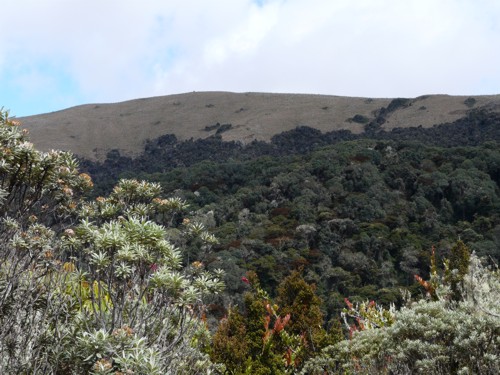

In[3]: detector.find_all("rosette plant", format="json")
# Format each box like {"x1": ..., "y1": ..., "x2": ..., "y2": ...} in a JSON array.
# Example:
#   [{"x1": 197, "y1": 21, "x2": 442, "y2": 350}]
[
  {"x1": 63, "y1": 179, "x2": 224, "y2": 374},
  {"x1": 0, "y1": 110, "x2": 224, "y2": 374},
  {"x1": 0, "y1": 109, "x2": 91, "y2": 372}
]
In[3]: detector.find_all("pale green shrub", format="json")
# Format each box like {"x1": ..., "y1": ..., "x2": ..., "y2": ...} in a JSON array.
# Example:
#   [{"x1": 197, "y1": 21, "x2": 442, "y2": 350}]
[
  {"x1": 0, "y1": 110, "x2": 224, "y2": 374},
  {"x1": 301, "y1": 251, "x2": 500, "y2": 374}
]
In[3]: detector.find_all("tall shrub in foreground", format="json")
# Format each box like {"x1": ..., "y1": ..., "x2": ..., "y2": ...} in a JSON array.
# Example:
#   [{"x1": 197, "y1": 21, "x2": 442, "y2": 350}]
[{"x1": 0, "y1": 110, "x2": 224, "y2": 374}]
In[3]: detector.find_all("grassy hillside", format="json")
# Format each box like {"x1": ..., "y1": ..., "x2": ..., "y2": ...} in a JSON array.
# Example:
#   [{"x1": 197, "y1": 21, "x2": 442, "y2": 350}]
[{"x1": 17, "y1": 92, "x2": 500, "y2": 161}]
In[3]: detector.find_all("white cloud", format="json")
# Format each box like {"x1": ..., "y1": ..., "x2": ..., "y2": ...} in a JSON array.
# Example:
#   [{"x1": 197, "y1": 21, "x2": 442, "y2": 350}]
[
  {"x1": 1, "y1": 0, "x2": 499, "y2": 115},
  {"x1": 203, "y1": 2, "x2": 279, "y2": 65}
]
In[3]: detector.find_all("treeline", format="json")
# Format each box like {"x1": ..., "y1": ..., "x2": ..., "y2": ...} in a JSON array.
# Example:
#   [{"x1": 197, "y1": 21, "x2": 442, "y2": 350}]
[{"x1": 81, "y1": 108, "x2": 500, "y2": 196}]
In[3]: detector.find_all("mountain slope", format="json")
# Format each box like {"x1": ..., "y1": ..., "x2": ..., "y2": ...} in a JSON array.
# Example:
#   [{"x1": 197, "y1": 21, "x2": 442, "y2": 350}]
[{"x1": 17, "y1": 91, "x2": 500, "y2": 161}]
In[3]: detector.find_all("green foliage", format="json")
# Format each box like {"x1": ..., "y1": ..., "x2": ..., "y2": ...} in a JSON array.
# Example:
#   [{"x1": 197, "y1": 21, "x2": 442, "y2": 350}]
[
  {"x1": 348, "y1": 114, "x2": 370, "y2": 124},
  {"x1": 211, "y1": 307, "x2": 248, "y2": 373},
  {"x1": 301, "y1": 245, "x2": 500, "y2": 374},
  {"x1": 276, "y1": 271, "x2": 330, "y2": 359},
  {"x1": 211, "y1": 271, "x2": 338, "y2": 373},
  {"x1": 0, "y1": 110, "x2": 224, "y2": 374},
  {"x1": 342, "y1": 298, "x2": 396, "y2": 333},
  {"x1": 444, "y1": 240, "x2": 471, "y2": 301},
  {"x1": 3, "y1": 105, "x2": 500, "y2": 372},
  {"x1": 85, "y1": 135, "x2": 500, "y2": 322},
  {"x1": 0, "y1": 115, "x2": 91, "y2": 222},
  {"x1": 464, "y1": 97, "x2": 477, "y2": 108},
  {"x1": 59, "y1": 183, "x2": 225, "y2": 374}
]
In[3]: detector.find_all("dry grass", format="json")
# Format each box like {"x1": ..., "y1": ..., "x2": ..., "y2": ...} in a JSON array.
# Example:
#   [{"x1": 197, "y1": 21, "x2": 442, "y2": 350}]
[{"x1": 16, "y1": 91, "x2": 500, "y2": 161}]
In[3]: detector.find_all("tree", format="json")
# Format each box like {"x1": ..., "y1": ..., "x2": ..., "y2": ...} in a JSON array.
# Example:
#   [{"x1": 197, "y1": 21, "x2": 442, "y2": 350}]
[
  {"x1": 211, "y1": 272, "x2": 287, "y2": 374},
  {"x1": 444, "y1": 239, "x2": 470, "y2": 301},
  {"x1": 211, "y1": 306, "x2": 248, "y2": 374},
  {"x1": 61, "y1": 179, "x2": 224, "y2": 374},
  {"x1": 276, "y1": 270, "x2": 331, "y2": 360},
  {"x1": 0, "y1": 110, "x2": 91, "y2": 372},
  {"x1": 211, "y1": 271, "x2": 337, "y2": 374}
]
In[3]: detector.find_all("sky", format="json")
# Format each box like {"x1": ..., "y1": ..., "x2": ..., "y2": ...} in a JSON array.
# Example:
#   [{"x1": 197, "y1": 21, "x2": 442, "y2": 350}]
[{"x1": 1, "y1": 0, "x2": 499, "y2": 117}]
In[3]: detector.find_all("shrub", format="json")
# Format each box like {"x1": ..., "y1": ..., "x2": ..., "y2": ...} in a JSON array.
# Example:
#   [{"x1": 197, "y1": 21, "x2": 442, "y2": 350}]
[
  {"x1": 301, "y1": 244, "x2": 500, "y2": 374},
  {"x1": 464, "y1": 97, "x2": 476, "y2": 108},
  {"x1": 0, "y1": 110, "x2": 224, "y2": 374}
]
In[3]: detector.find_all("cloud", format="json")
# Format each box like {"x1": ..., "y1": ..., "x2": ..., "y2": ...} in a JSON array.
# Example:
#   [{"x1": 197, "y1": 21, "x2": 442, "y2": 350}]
[
  {"x1": 203, "y1": 2, "x2": 279, "y2": 65},
  {"x1": 1, "y1": 0, "x2": 499, "y2": 115}
]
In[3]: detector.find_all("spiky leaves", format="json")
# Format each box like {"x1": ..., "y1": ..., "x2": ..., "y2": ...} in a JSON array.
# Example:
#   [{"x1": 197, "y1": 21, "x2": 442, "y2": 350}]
[
  {"x1": 0, "y1": 109, "x2": 224, "y2": 374},
  {"x1": 60, "y1": 179, "x2": 224, "y2": 373}
]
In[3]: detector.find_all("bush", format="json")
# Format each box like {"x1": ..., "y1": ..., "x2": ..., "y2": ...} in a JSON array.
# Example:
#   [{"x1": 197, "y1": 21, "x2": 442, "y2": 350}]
[
  {"x1": 0, "y1": 110, "x2": 224, "y2": 374},
  {"x1": 301, "y1": 244, "x2": 500, "y2": 374}
]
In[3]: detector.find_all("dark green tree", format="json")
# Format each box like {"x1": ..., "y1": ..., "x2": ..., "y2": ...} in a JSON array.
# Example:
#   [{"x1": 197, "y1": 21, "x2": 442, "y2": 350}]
[
  {"x1": 276, "y1": 270, "x2": 330, "y2": 359},
  {"x1": 211, "y1": 270, "x2": 338, "y2": 373}
]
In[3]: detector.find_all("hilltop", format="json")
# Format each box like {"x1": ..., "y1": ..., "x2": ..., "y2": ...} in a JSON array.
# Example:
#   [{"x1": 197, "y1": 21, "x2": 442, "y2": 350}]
[{"x1": 17, "y1": 91, "x2": 500, "y2": 161}]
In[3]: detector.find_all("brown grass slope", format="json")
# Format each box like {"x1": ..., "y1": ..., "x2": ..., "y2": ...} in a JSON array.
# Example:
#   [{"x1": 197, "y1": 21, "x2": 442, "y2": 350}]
[{"x1": 17, "y1": 91, "x2": 500, "y2": 161}]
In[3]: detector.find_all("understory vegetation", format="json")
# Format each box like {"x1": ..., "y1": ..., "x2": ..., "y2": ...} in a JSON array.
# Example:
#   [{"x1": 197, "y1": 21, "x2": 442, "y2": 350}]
[{"x1": 1, "y1": 107, "x2": 500, "y2": 373}]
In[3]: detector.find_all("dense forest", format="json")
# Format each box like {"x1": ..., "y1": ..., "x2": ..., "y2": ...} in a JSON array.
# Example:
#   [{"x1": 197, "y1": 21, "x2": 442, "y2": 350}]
[
  {"x1": 1, "y1": 107, "x2": 499, "y2": 373},
  {"x1": 82, "y1": 108, "x2": 500, "y2": 320}
]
